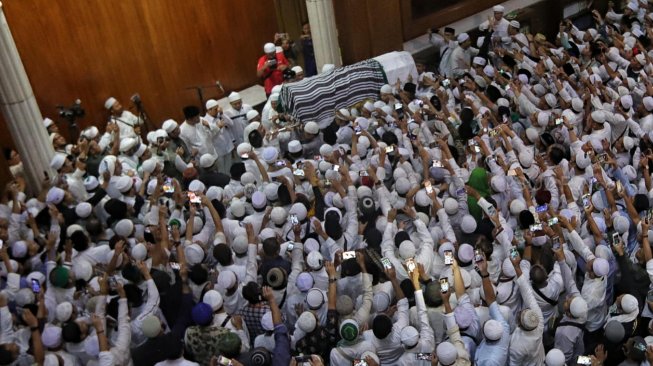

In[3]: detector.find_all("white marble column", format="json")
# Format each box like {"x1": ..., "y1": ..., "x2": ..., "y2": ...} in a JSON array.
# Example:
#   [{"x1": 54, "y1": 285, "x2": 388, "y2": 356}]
[
  {"x1": 306, "y1": 0, "x2": 342, "y2": 71},
  {"x1": 0, "y1": 2, "x2": 53, "y2": 193}
]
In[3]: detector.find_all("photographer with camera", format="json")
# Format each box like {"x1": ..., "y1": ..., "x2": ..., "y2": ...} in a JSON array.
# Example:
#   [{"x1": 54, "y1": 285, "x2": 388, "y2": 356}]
[
  {"x1": 257, "y1": 43, "x2": 289, "y2": 97},
  {"x1": 104, "y1": 96, "x2": 144, "y2": 139}
]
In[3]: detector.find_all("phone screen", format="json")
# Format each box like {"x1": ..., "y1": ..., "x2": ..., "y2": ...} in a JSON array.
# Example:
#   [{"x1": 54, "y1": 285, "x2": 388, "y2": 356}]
[
  {"x1": 188, "y1": 192, "x2": 201, "y2": 204},
  {"x1": 289, "y1": 214, "x2": 299, "y2": 226},
  {"x1": 162, "y1": 177, "x2": 174, "y2": 193},
  {"x1": 444, "y1": 250, "x2": 453, "y2": 265},
  {"x1": 217, "y1": 356, "x2": 232, "y2": 366},
  {"x1": 342, "y1": 251, "x2": 356, "y2": 260},
  {"x1": 31, "y1": 279, "x2": 40, "y2": 293},
  {"x1": 510, "y1": 247, "x2": 519, "y2": 259},
  {"x1": 425, "y1": 181, "x2": 433, "y2": 194},
  {"x1": 405, "y1": 258, "x2": 417, "y2": 272},
  {"x1": 577, "y1": 356, "x2": 592, "y2": 365},
  {"x1": 439, "y1": 278, "x2": 449, "y2": 292},
  {"x1": 381, "y1": 257, "x2": 393, "y2": 269},
  {"x1": 474, "y1": 249, "x2": 483, "y2": 263},
  {"x1": 612, "y1": 232, "x2": 620, "y2": 245},
  {"x1": 530, "y1": 223, "x2": 543, "y2": 232}
]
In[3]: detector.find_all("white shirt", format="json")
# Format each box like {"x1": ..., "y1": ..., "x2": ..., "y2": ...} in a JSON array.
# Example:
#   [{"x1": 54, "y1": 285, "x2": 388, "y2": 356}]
[{"x1": 110, "y1": 110, "x2": 142, "y2": 139}]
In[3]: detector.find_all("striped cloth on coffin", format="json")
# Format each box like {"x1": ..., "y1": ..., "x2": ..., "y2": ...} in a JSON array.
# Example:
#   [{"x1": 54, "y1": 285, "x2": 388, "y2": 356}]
[{"x1": 279, "y1": 59, "x2": 387, "y2": 128}]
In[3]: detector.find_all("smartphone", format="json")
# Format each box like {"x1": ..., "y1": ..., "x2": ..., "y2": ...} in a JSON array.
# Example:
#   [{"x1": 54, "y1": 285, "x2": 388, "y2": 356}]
[
  {"x1": 0, "y1": 240, "x2": 3, "y2": 250},
  {"x1": 217, "y1": 356, "x2": 233, "y2": 366},
  {"x1": 502, "y1": 114, "x2": 509, "y2": 123},
  {"x1": 342, "y1": 251, "x2": 356, "y2": 260},
  {"x1": 405, "y1": 258, "x2": 417, "y2": 272},
  {"x1": 240, "y1": 152, "x2": 249, "y2": 159},
  {"x1": 529, "y1": 223, "x2": 543, "y2": 232},
  {"x1": 547, "y1": 217, "x2": 559, "y2": 226},
  {"x1": 473, "y1": 145, "x2": 481, "y2": 153},
  {"x1": 334, "y1": 165, "x2": 340, "y2": 172},
  {"x1": 444, "y1": 250, "x2": 454, "y2": 265},
  {"x1": 489, "y1": 128, "x2": 500, "y2": 137},
  {"x1": 432, "y1": 160, "x2": 443, "y2": 168},
  {"x1": 108, "y1": 276, "x2": 118, "y2": 288},
  {"x1": 611, "y1": 232, "x2": 620, "y2": 246},
  {"x1": 555, "y1": 118, "x2": 564, "y2": 125},
  {"x1": 359, "y1": 170, "x2": 369, "y2": 177},
  {"x1": 31, "y1": 279, "x2": 40, "y2": 293},
  {"x1": 474, "y1": 249, "x2": 484, "y2": 263},
  {"x1": 509, "y1": 247, "x2": 519, "y2": 259},
  {"x1": 425, "y1": 181, "x2": 433, "y2": 194},
  {"x1": 293, "y1": 169, "x2": 305, "y2": 177},
  {"x1": 582, "y1": 193, "x2": 591, "y2": 208},
  {"x1": 616, "y1": 181, "x2": 623, "y2": 194},
  {"x1": 507, "y1": 169, "x2": 517, "y2": 176},
  {"x1": 354, "y1": 126, "x2": 362, "y2": 135},
  {"x1": 162, "y1": 177, "x2": 174, "y2": 193},
  {"x1": 353, "y1": 359, "x2": 368, "y2": 366},
  {"x1": 535, "y1": 204, "x2": 548, "y2": 213},
  {"x1": 416, "y1": 353, "x2": 433, "y2": 361},
  {"x1": 289, "y1": 214, "x2": 299, "y2": 226},
  {"x1": 442, "y1": 79, "x2": 451, "y2": 88},
  {"x1": 273, "y1": 160, "x2": 285, "y2": 168},
  {"x1": 456, "y1": 188, "x2": 466, "y2": 197},
  {"x1": 187, "y1": 191, "x2": 201, "y2": 204},
  {"x1": 170, "y1": 262, "x2": 181, "y2": 270},
  {"x1": 381, "y1": 257, "x2": 393, "y2": 269},
  {"x1": 505, "y1": 85, "x2": 511, "y2": 91},
  {"x1": 324, "y1": 179, "x2": 331, "y2": 187},
  {"x1": 514, "y1": 230, "x2": 524, "y2": 242},
  {"x1": 385, "y1": 146, "x2": 394, "y2": 153},
  {"x1": 577, "y1": 356, "x2": 592, "y2": 365},
  {"x1": 439, "y1": 278, "x2": 449, "y2": 293}
]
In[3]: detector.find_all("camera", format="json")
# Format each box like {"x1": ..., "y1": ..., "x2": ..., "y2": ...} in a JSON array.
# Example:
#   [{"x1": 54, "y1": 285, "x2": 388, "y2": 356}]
[{"x1": 57, "y1": 99, "x2": 85, "y2": 124}]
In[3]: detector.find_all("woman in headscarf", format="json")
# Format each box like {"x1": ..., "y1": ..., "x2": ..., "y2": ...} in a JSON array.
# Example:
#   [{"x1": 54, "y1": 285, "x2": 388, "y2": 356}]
[{"x1": 467, "y1": 167, "x2": 491, "y2": 221}]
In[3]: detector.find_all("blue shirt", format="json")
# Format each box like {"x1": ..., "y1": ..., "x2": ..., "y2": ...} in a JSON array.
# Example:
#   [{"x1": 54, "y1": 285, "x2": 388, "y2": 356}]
[
  {"x1": 474, "y1": 303, "x2": 510, "y2": 366},
  {"x1": 272, "y1": 323, "x2": 291, "y2": 366}
]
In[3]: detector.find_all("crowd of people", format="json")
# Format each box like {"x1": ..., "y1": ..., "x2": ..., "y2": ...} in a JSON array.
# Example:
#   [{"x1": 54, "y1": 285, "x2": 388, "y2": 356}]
[{"x1": 4, "y1": 1, "x2": 653, "y2": 365}]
